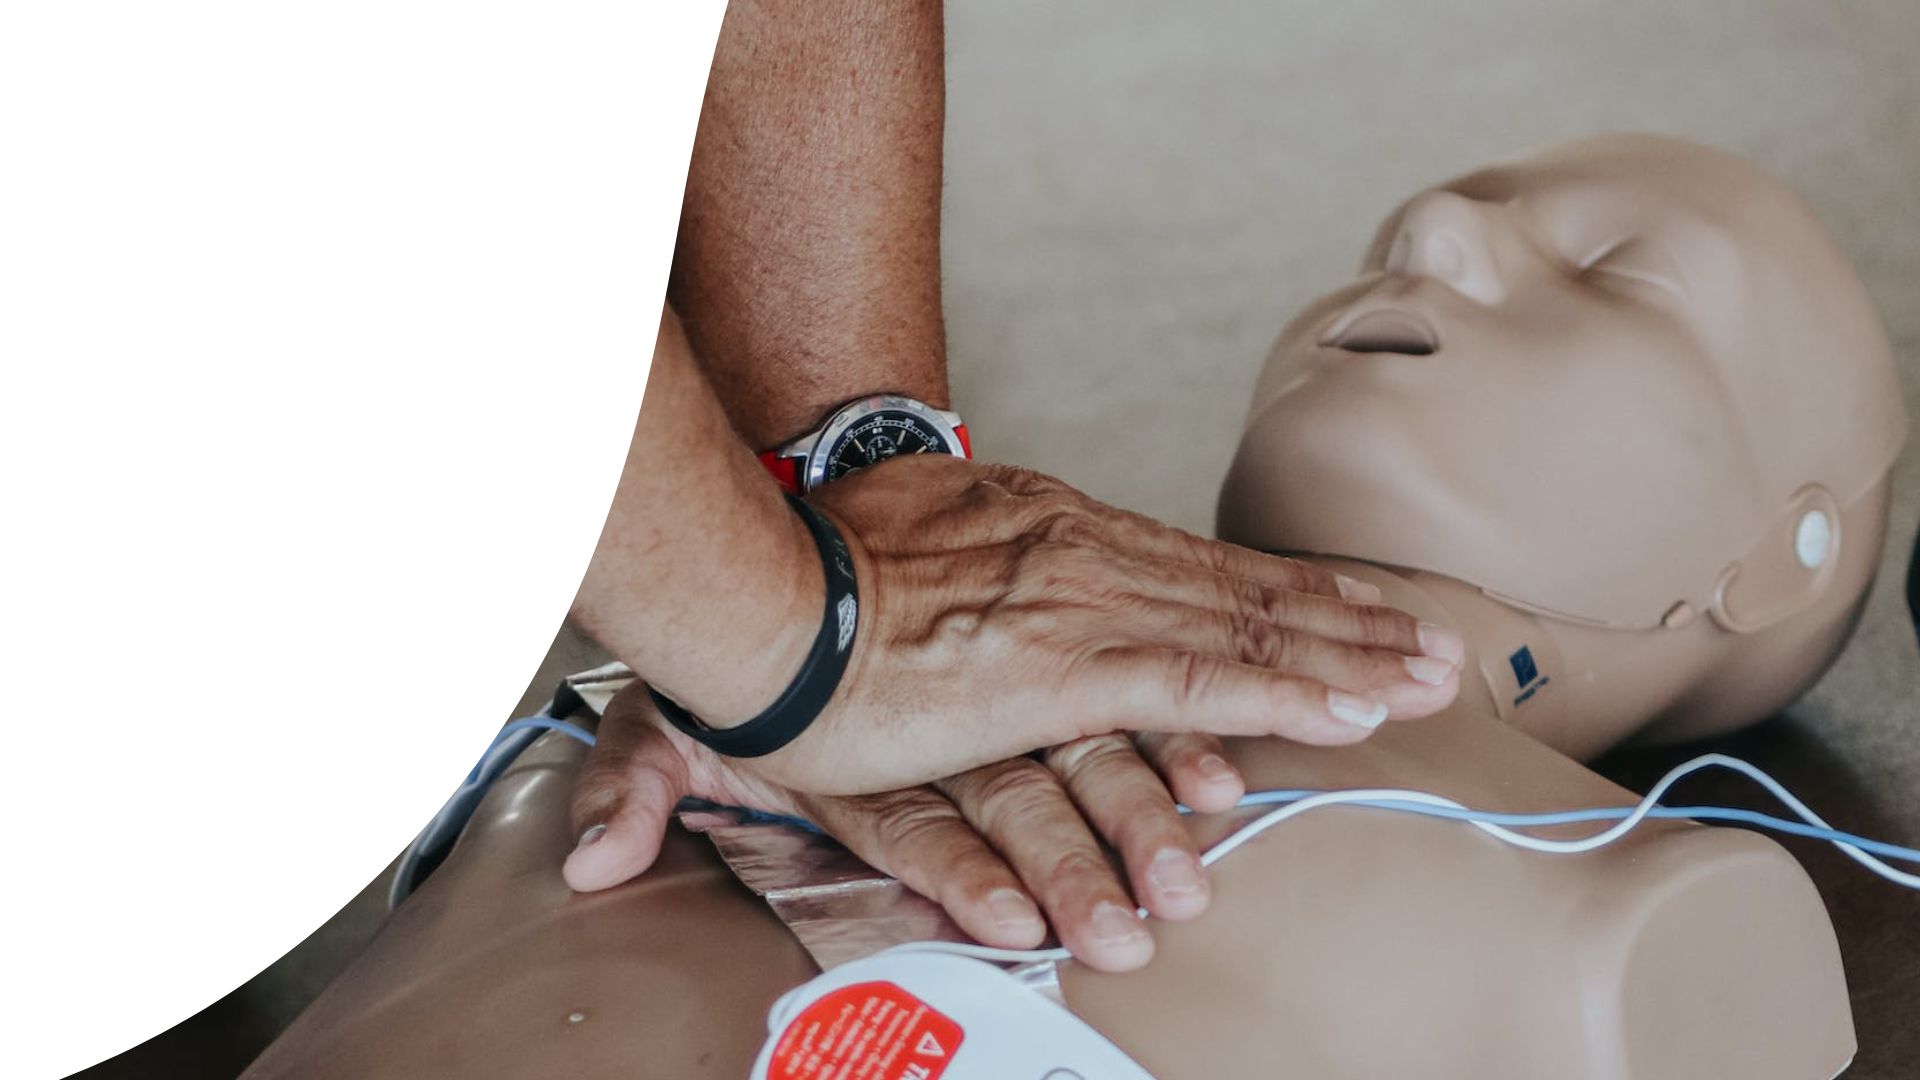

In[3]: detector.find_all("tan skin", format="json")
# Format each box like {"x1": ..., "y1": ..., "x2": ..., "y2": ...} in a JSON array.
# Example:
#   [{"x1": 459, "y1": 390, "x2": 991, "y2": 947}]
[{"x1": 567, "y1": 1, "x2": 1465, "y2": 972}]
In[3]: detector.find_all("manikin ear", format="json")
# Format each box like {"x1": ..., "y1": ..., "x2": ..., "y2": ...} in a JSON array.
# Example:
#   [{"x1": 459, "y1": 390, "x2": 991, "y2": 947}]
[{"x1": 1708, "y1": 485, "x2": 1842, "y2": 634}]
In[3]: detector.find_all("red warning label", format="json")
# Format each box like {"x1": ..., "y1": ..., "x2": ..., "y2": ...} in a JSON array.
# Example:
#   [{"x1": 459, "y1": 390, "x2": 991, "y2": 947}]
[{"x1": 768, "y1": 980, "x2": 964, "y2": 1080}]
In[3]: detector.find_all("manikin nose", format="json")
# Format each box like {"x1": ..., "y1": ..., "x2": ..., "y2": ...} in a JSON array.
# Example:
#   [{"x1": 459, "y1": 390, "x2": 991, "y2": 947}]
[{"x1": 1382, "y1": 190, "x2": 1509, "y2": 304}]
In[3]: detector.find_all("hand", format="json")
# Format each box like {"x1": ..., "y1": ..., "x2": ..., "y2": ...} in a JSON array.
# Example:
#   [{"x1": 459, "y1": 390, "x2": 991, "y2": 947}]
[
  {"x1": 714, "y1": 455, "x2": 1465, "y2": 795},
  {"x1": 564, "y1": 685, "x2": 1249, "y2": 972}
]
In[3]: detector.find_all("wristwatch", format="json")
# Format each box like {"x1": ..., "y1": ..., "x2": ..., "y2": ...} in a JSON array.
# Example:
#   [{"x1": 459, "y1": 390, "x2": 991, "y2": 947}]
[{"x1": 759, "y1": 393, "x2": 971, "y2": 493}]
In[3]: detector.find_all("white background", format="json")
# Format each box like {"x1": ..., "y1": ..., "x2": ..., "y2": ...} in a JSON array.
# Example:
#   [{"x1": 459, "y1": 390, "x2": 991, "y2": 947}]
[{"x1": 0, "y1": 4, "x2": 723, "y2": 1075}]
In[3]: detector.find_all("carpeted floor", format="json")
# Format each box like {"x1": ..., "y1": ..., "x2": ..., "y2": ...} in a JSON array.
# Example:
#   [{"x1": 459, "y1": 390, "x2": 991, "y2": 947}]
[{"x1": 77, "y1": 2, "x2": 1918, "y2": 1077}]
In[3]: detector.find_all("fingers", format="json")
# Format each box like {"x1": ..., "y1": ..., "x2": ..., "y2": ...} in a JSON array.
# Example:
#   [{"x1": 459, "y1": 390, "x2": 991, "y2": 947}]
[
  {"x1": 1111, "y1": 599, "x2": 1461, "y2": 719},
  {"x1": 938, "y1": 758, "x2": 1156, "y2": 972},
  {"x1": 1076, "y1": 647, "x2": 1400, "y2": 745},
  {"x1": 1134, "y1": 732, "x2": 1244, "y2": 813},
  {"x1": 563, "y1": 719, "x2": 690, "y2": 893},
  {"x1": 1043, "y1": 736, "x2": 1211, "y2": 922},
  {"x1": 806, "y1": 788, "x2": 1047, "y2": 951},
  {"x1": 1117, "y1": 556, "x2": 1463, "y2": 661}
]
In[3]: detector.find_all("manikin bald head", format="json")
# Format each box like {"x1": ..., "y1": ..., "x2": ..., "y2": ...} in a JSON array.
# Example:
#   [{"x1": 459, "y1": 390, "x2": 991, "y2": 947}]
[{"x1": 1220, "y1": 133, "x2": 1904, "y2": 727}]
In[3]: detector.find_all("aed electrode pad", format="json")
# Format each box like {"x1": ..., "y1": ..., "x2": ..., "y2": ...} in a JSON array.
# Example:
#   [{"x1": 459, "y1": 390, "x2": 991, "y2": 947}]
[{"x1": 750, "y1": 949, "x2": 1157, "y2": 1080}]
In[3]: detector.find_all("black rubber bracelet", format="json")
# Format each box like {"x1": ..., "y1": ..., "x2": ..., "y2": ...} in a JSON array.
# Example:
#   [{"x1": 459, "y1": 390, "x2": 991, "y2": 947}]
[{"x1": 649, "y1": 494, "x2": 859, "y2": 758}]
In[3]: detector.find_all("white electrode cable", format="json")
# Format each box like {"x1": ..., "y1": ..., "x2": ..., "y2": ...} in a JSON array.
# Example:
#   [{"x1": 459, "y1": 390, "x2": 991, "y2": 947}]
[
  {"x1": 411, "y1": 721, "x2": 1917, "y2": 960},
  {"x1": 889, "y1": 752, "x2": 1919, "y2": 968}
]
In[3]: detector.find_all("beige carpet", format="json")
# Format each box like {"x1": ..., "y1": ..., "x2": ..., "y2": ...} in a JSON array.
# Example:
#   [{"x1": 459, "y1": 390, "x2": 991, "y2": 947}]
[{"x1": 79, "y1": 2, "x2": 1918, "y2": 1076}]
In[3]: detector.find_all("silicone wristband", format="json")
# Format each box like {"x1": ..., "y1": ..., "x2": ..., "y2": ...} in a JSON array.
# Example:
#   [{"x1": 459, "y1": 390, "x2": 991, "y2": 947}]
[{"x1": 649, "y1": 494, "x2": 859, "y2": 758}]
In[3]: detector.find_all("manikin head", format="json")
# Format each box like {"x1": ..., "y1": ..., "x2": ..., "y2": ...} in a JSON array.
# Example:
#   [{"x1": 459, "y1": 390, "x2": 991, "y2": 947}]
[{"x1": 1219, "y1": 133, "x2": 1905, "y2": 740}]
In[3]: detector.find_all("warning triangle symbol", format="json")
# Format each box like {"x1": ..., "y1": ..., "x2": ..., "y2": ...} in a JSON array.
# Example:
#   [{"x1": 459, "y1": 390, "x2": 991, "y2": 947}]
[{"x1": 915, "y1": 1032, "x2": 946, "y2": 1058}]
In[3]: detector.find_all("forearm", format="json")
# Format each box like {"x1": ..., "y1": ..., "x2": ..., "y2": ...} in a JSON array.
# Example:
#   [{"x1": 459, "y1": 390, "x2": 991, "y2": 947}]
[
  {"x1": 573, "y1": 307, "x2": 820, "y2": 722},
  {"x1": 671, "y1": 0, "x2": 950, "y2": 448}
]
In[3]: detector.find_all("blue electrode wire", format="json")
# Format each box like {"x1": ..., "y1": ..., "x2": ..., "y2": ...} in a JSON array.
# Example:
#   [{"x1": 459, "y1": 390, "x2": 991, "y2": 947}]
[
  {"x1": 896, "y1": 751, "x2": 1918, "y2": 966},
  {"x1": 486, "y1": 718, "x2": 1920, "y2": 875},
  {"x1": 443, "y1": 715, "x2": 1918, "y2": 971},
  {"x1": 1223, "y1": 791, "x2": 1920, "y2": 864},
  {"x1": 390, "y1": 713, "x2": 603, "y2": 908},
  {"x1": 471, "y1": 716, "x2": 597, "y2": 782}
]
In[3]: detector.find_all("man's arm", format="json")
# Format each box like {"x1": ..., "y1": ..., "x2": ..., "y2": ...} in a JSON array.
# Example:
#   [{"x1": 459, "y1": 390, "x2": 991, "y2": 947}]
[
  {"x1": 670, "y1": 0, "x2": 949, "y2": 447},
  {"x1": 572, "y1": 307, "x2": 820, "y2": 724}
]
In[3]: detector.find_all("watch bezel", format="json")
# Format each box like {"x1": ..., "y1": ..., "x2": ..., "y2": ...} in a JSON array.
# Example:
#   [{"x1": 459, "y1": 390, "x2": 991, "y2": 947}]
[{"x1": 801, "y1": 394, "x2": 965, "y2": 492}]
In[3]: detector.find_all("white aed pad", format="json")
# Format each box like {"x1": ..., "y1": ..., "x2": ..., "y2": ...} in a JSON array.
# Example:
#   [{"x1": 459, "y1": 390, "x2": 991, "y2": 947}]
[{"x1": 749, "y1": 947, "x2": 1158, "y2": 1080}]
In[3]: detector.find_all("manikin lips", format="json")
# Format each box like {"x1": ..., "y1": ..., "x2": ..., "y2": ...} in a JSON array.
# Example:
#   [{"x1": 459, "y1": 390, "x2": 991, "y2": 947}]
[{"x1": 1324, "y1": 308, "x2": 1440, "y2": 355}]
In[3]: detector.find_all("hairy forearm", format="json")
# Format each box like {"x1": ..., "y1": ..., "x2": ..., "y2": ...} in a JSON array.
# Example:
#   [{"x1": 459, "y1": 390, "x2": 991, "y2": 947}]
[
  {"x1": 573, "y1": 307, "x2": 820, "y2": 722},
  {"x1": 671, "y1": 0, "x2": 950, "y2": 448}
]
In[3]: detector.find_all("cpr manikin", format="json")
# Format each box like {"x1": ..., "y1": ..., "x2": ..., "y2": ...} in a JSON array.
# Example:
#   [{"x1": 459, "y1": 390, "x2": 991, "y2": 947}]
[{"x1": 243, "y1": 135, "x2": 1906, "y2": 1080}]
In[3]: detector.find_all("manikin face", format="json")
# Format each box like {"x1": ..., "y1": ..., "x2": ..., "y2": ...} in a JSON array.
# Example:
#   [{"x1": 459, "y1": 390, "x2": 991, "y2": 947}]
[{"x1": 1220, "y1": 134, "x2": 1902, "y2": 629}]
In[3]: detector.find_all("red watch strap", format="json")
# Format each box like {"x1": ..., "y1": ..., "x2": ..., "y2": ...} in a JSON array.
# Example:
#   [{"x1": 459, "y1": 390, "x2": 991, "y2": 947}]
[
  {"x1": 759, "y1": 451, "x2": 801, "y2": 493},
  {"x1": 954, "y1": 423, "x2": 972, "y2": 459}
]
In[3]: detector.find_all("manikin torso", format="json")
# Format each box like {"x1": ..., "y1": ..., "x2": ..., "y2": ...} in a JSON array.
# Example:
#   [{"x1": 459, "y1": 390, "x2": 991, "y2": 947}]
[{"x1": 246, "y1": 135, "x2": 1904, "y2": 1080}]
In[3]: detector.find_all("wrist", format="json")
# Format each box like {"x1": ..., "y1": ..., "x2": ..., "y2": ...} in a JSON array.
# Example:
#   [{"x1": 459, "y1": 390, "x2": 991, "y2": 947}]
[
  {"x1": 651, "y1": 493, "x2": 866, "y2": 754},
  {"x1": 650, "y1": 498, "x2": 824, "y2": 728}
]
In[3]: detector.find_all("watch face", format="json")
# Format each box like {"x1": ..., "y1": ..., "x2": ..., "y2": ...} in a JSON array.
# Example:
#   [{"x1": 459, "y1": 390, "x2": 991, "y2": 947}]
[{"x1": 821, "y1": 409, "x2": 952, "y2": 483}]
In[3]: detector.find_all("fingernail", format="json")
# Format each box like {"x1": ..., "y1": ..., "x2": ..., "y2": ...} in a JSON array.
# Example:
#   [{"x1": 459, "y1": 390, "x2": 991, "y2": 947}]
[
  {"x1": 987, "y1": 888, "x2": 1041, "y2": 930},
  {"x1": 1092, "y1": 901, "x2": 1148, "y2": 945},
  {"x1": 1417, "y1": 622, "x2": 1466, "y2": 666},
  {"x1": 1335, "y1": 573, "x2": 1384, "y2": 604},
  {"x1": 575, "y1": 824, "x2": 607, "y2": 850},
  {"x1": 1404, "y1": 655, "x2": 1454, "y2": 686},
  {"x1": 1196, "y1": 753, "x2": 1237, "y2": 784},
  {"x1": 1328, "y1": 689, "x2": 1389, "y2": 729},
  {"x1": 1149, "y1": 850, "x2": 1206, "y2": 898}
]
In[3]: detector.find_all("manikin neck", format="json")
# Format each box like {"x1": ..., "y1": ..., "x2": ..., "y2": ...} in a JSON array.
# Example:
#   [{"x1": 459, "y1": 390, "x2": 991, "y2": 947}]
[
  {"x1": 1404, "y1": 568, "x2": 1709, "y2": 760},
  {"x1": 1290, "y1": 556, "x2": 1722, "y2": 762}
]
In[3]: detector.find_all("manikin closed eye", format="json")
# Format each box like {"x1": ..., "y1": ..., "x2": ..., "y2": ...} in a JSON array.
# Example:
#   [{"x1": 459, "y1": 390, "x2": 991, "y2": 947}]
[{"x1": 1576, "y1": 236, "x2": 1686, "y2": 296}]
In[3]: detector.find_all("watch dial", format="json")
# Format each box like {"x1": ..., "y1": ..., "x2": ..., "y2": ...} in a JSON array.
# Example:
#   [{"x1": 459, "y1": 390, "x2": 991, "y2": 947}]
[{"x1": 822, "y1": 410, "x2": 952, "y2": 483}]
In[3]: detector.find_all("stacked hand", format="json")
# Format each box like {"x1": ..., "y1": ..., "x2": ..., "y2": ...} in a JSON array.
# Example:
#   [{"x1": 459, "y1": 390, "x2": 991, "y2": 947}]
[{"x1": 567, "y1": 456, "x2": 1464, "y2": 971}]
